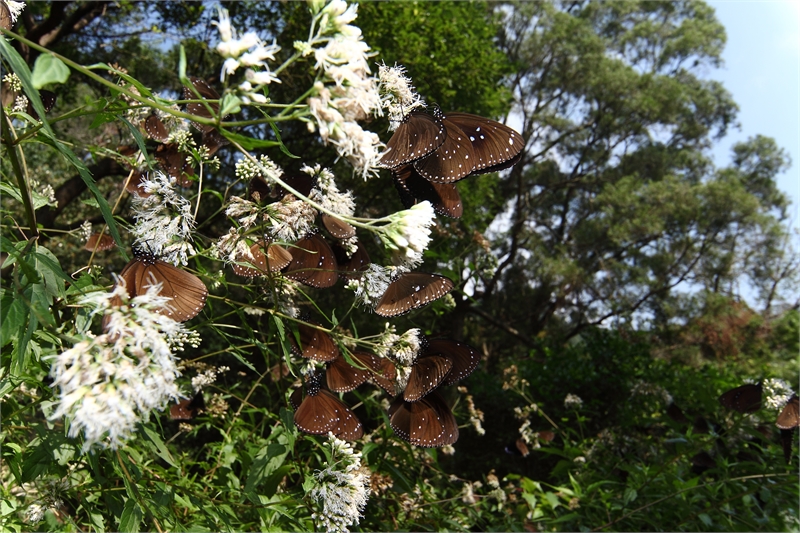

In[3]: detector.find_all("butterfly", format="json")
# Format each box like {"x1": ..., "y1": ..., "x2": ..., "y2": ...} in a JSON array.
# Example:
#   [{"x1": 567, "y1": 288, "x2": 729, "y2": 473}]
[
  {"x1": 666, "y1": 403, "x2": 689, "y2": 425},
  {"x1": 505, "y1": 438, "x2": 530, "y2": 458},
  {"x1": 154, "y1": 143, "x2": 195, "y2": 187},
  {"x1": 389, "y1": 390, "x2": 458, "y2": 447},
  {"x1": 326, "y1": 351, "x2": 382, "y2": 393},
  {"x1": 25, "y1": 89, "x2": 57, "y2": 121},
  {"x1": 321, "y1": 214, "x2": 356, "y2": 240},
  {"x1": 125, "y1": 170, "x2": 151, "y2": 198},
  {"x1": 393, "y1": 164, "x2": 463, "y2": 218},
  {"x1": 422, "y1": 339, "x2": 480, "y2": 386},
  {"x1": 379, "y1": 111, "x2": 446, "y2": 169},
  {"x1": 284, "y1": 233, "x2": 338, "y2": 288},
  {"x1": 375, "y1": 272, "x2": 454, "y2": 317},
  {"x1": 403, "y1": 353, "x2": 453, "y2": 402},
  {"x1": 231, "y1": 241, "x2": 293, "y2": 277},
  {"x1": 84, "y1": 233, "x2": 115, "y2": 252},
  {"x1": 293, "y1": 320, "x2": 340, "y2": 362},
  {"x1": 371, "y1": 357, "x2": 398, "y2": 395},
  {"x1": 107, "y1": 248, "x2": 208, "y2": 324},
  {"x1": 718, "y1": 383, "x2": 762, "y2": 413},
  {"x1": 413, "y1": 109, "x2": 525, "y2": 183},
  {"x1": 291, "y1": 372, "x2": 363, "y2": 440},
  {"x1": 0, "y1": 1, "x2": 12, "y2": 30},
  {"x1": 332, "y1": 240, "x2": 371, "y2": 280},
  {"x1": 777, "y1": 394, "x2": 799, "y2": 430},
  {"x1": 182, "y1": 76, "x2": 221, "y2": 133},
  {"x1": 169, "y1": 391, "x2": 205, "y2": 420},
  {"x1": 143, "y1": 113, "x2": 170, "y2": 143}
]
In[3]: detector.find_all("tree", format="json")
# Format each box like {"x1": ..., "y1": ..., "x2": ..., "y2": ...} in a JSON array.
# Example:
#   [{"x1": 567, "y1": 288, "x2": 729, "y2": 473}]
[{"x1": 460, "y1": 0, "x2": 798, "y2": 351}]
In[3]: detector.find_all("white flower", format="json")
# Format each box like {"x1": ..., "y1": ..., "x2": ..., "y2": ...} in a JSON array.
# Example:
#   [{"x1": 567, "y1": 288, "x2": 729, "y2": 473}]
[
  {"x1": 303, "y1": 164, "x2": 355, "y2": 216},
  {"x1": 308, "y1": 434, "x2": 370, "y2": 533},
  {"x1": 130, "y1": 172, "x2": 196, "y2": 266},
  {"x1": 564, "y1": 393, "x2": 583, "y2": 410},
  {"x1": 348, "y1": 264, "x2": 393, "y2": 309},
  {"x1": 378, "y1": 63, "x2": 426, "y2": 126},
  {"x1": 6, "y1": 1, "x2": 25, "y2": 24},
  {"x1": 379, "y1": 202, "x2": 435, "y2": 268},
  {"x1": 2, "y1": 72, "x2": 22, "y2": 92},
  {"x1": 213, "y1": 7, "x2": 281, "y2": 84},
  {"x1": 48, "y1": 284, "x2": 200, "y2": 452},
  {"x1": 763, "y1": 378, "x2": 794, "y2": 411}
]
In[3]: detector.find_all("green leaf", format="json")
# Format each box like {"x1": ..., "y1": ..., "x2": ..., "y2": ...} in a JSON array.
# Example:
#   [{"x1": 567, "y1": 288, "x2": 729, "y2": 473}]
[
  {"x1": 118, "y1": 499, "x2": 143, "y2": 533},
  {"x1": 31, "y1": 54, "x2": 70, "y2": 89},
  {"x1": 220, "y1": 94, "x2": 242, "y2": 116},
  {"x1": 141, "y1": 425, "x2": 177, "y2": 468},
  {"x1": 0, "y1": 38, "x2": 126, "y2": 260},
  {"x1": 0, "y1": 296, "x2": 26, "y2": 348},
  {"x1": 219, "y1": 129, "x2": 281, "y2": 150}
]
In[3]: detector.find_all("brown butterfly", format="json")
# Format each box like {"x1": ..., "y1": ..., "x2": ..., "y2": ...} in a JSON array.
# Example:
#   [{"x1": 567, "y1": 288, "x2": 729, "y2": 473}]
[
  {"x1": 422, "y1": 339, "x2": 480, "y2": 386},
  {"x1": 375, "y1": 272, "x2": 454, "y2": 317},
  {"x1": 143, "y1": 113, "x2": 170, "y2": 143},
  {"x1": 776, "y1": 394, "x2": 799, "y2": 430},
  {"x1": 169, "y1": 391, "x2": 205, "y2": 420},
  {"x1": 321, "y1": 214, "x2": 356, "y2": 240},
  {"x1": 232, "y1": 241, "x2": 293, "y2": 277},
  {"x1": 106, "y1": 248, "x2": 208, "y2": 325},
  {"x1": 332, "y1": 240, "x2": 371, "y2": 280},
  {"x1": 182, "y1": 76, "x2": 221, "y2": 133},
  {"x1": 326, "y1": 351, "x2": 382, "y2": 393},
  {"x1": 293, "y1": 320, "x2": 340, "y2": 362},
  {"x1": 284, "y1": 233, "x2": 338, "y2": 288},
  {"x1": 719, "y1": 383, "x2": 762, "y2": 413},
  {"x1": 84, "y1": 233, "x2": 115, "y2": 252},
  {"x1": 393, "y1": 164, "x2": 463, "y2": 218},
  {"x1": 403, "y1": 354, "x2": 452, "y2": 402},
  {"x1": 389, "y1": 390, "x2": 458, "y2": 447},
  {"x1": 291, "y1": 372, "x2": 363, "y2": 440}
]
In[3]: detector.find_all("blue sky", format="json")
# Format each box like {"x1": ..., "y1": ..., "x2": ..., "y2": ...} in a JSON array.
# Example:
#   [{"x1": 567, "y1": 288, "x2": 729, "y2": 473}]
[{"x1": 708, "y1": 1, "x2": 799, "y2": 224}]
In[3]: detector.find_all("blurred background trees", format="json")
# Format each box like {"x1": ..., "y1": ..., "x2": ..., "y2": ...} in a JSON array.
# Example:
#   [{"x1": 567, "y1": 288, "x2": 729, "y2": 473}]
[{"x1": 2, "y1": 0, "x2": 797, "y2": 530}]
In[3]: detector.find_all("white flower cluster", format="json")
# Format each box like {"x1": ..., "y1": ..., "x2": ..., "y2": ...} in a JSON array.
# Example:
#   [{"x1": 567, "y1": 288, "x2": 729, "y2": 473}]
[
  {"x1": 629, "y1": 379, "x2": 673, "y2": 406},
  {"x1": 378, "y1": 63, "x2": 426, "y2": 127},
  {"x1": 371, "y1": 325, "x2": 422, "y2": 391},
  {"x1": 48, "y1": 283, "x2": 200, "y2": 452},
  {"x1": 302, "y1": 0, "x2": 384, "y2": 179},
  {"x1": 379, "y1": 201, "x2": 435, "y2": 268},
  {"x1": 763, "y1": 378, "x2": 794, "y2": 411},
  {"x1": 214, "y1": 6, "x2": 281, "y2": 100},
  {"x1": 303, "y1": 164, "x2": 355, "y2": 217},
  {"x1": 269, "y1": 195, "x2": 318, "y2": 242},
  {"x1": 308, "y1": 434, "x2": 370, "y2": 533},
  {"x1": 348, "y1": 264, "x2": 394, "y2": 308},
  {"x1": 3, "y1": 72, "x2": 22, "y2": 92},
  {"x1": 5, "y1": 1, "x2": 25, "y2": 26},
  {"x1": 130, "y1": 172, "x2": 196, "y2": 266},
  {"x1": 191, "y1": 365, "x2": 230, "y2": 392},
  {"x1": 563, "y1": 393, "x2": 583, "y2": 410}
]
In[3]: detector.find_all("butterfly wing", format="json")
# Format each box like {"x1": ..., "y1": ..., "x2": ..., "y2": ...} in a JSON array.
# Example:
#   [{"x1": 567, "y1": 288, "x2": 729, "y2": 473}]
[
  {"x1": 412, "y1": 117, "x2": 475, "y2": 183},
  {"x1": 233, "y1": 242, "x2": 293, "y2": 277},
  {"x1": 85, "y1": 233, "x2": 115, "y2": 252},
  {"x1": 424, "y1": 339, "x2": 480, "y2": 386},
  {"x1": 297, "y1": 321, "x2": 340, "y2": 362},
  {"x1": 327, "y1": 351, "x2": 379, "y2": 392},
  {"x1": 143, "y1": 113, "x2": 170, "y2": 143},
  {"x1": 294, "y1": 389, "x2": 363, "y2": 440},
  {"x1": 403, "y1": 355, "x2": 453, "y2": 402},
  {"x1": 445, "y1": 112, "x2": 525, "y2": 174},
  {"x1": 284, "y1": 234, "x2": 338, "y2": 288},
  {"x1": 375, "y1": 272, "x2": 455, "y2": 317},
  {"x1": 332, "y1": 240, "x2": 371, "y2": 280},
  {"x1": 719, "y1": 383, "x2": 762, "y2": 413},
  {"x1": 321, "y1": 214, "x2": 356, "y2": 240},
  {"x1": 390, "y1": 391, "x2": 455, "y2": 447},
  {"x1": 183, "y1": 76, "x2": 220, "y2": 133},
  {"x1": 380, "y1": 112, "x2": 446, "y2": 169},
  {"x1": 393, "y1": 164, "x2": 463, "y2": 218},
  {"x1": 372, "y1": 358, "x2": 397, "y2": 395},
  {"x1": 169, "y1": 391, "x2": 205, "y2": 420},
  {"x1": 777, "y1": 394, "x2": 800, "y2": 430}
]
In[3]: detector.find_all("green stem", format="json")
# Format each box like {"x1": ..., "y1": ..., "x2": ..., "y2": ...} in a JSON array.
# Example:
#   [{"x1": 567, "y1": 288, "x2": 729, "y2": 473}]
[{"x1": 1, "y1": 108, "x2": 38, "y2": 238}]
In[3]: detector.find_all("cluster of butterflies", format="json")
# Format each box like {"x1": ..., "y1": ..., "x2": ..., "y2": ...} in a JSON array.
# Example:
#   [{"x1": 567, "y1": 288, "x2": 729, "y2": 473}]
[
  {"x1": 380, "y1": 108, "x2": 525, "y2": 218},
  {"x1": 241, "y1": 171, "x2": 457, "y2": 317},
  {"x1": 289, "y1": 332, "x2": 480, "y2": 446},
  {"x1": 81, "y1": 80, "x2": 528, "y2": 448},
  {"x1": 668, "y1": 382, "x2": 800, "y2": 470}
]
